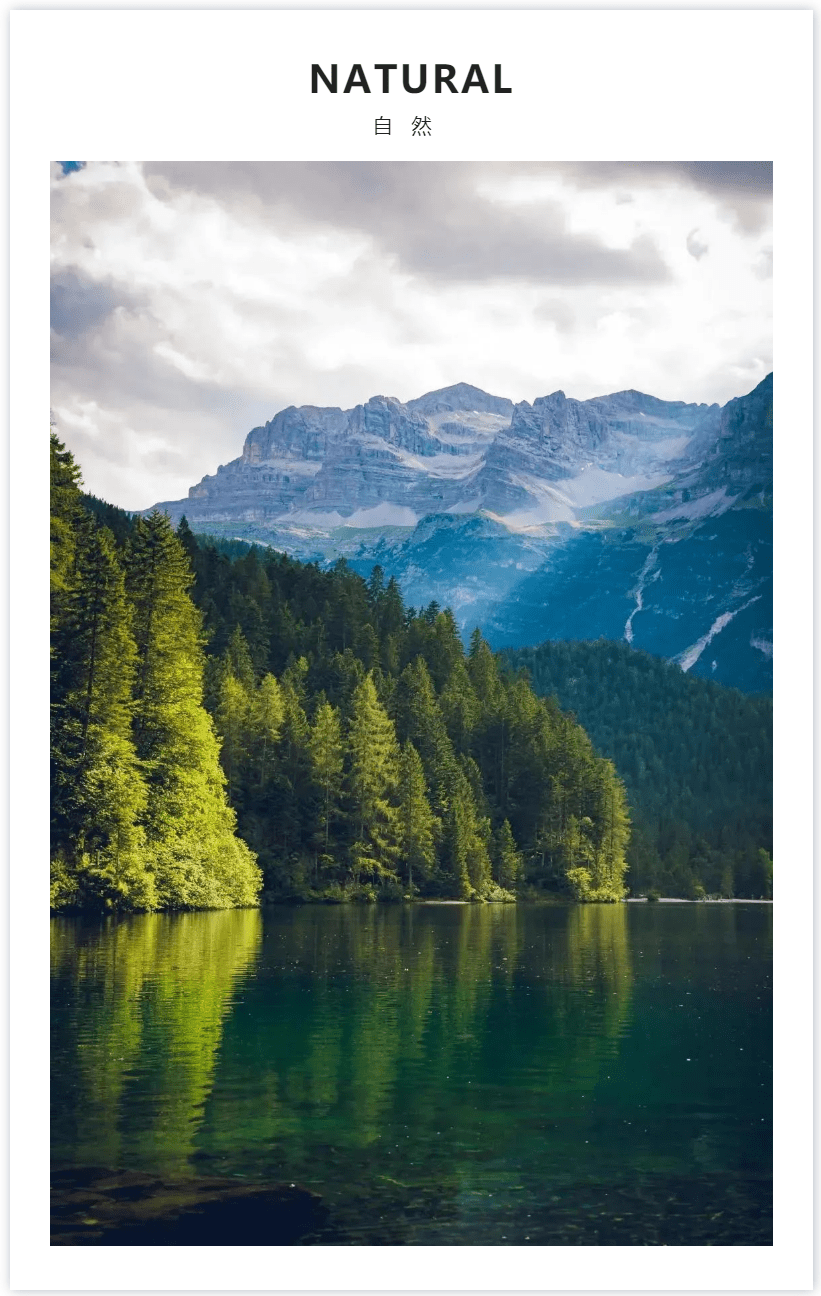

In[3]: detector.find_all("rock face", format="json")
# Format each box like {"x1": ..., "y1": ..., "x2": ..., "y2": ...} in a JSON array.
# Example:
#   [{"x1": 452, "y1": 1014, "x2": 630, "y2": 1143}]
[
  {"x1": 154, "y1": 380, "x2": 725, "y2": 528},
  {"x1": 151, "y1": 374, "x2": 773, "y2": 692}
]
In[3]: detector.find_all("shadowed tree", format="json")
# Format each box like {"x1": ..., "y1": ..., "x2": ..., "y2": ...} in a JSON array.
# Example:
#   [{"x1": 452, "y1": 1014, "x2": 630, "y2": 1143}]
[{"x1": 397, "y1": 741, "x2": 439, "y2": 894}]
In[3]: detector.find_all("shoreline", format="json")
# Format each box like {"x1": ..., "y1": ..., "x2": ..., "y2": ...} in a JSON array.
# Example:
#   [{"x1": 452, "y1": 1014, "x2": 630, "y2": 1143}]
[
  {"x1": 52, "y1": 895, "x2": 774, "y2": 917},
  {"x1": 625, "y1": 896, "x2": 773, "y2": 905}
]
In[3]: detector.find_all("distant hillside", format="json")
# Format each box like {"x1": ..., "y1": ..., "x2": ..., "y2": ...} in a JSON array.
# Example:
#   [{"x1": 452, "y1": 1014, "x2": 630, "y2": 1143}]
[
  {"x1": 502, "y1": 639, "x2": 772, "y2": 898},
  {"x1": 81, "y1": 493, "x2": 134, "y2": 544}
]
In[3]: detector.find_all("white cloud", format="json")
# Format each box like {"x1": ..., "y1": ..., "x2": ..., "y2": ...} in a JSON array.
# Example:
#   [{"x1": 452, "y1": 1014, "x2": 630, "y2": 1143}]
[{"x1": 51, "y1": 161, "x2": 772, "y2": 510}]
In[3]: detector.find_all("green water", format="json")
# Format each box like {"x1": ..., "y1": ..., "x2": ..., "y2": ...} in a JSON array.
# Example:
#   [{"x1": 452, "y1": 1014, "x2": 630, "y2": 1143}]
[{"x1": 51, "y1": 903, "x2": 771, "y2": 1245}]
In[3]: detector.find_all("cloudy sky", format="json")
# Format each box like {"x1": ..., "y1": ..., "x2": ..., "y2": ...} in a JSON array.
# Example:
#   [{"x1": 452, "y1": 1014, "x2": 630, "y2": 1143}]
[{"x1": 51, "y1": 160, "x2": 772, "y2": 511}]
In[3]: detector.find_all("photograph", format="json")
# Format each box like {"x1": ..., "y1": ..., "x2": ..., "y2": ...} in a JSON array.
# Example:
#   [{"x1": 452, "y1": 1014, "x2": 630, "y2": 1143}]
[{"x1": 49, "y1": 159, "x2": 773, "y2": 1249}]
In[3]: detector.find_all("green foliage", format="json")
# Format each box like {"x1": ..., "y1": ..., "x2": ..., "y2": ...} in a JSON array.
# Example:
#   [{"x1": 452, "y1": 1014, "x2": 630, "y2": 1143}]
[
  {"x1": 502, "y1": 638, "x2": 772, "y2": 900},
  {"x1": 187, "y1": 538, "x2": 631, "y2": 901},
  {"x1": 51, "y1": 440, "x2": 637, "y2": 908},
  {"x1": 124, "y1": 512, "x2": 261, "y2": 909},
  {"x1": 494, "y1": 820, "x2": 524, "y2": 891},
  {"x1": 347, "y1": 675, "x2": 402, "y2": 883},
  {"x1": 397, "y1": 742, "x2": 439, "y2": 893},
  {"x1": 308, "y1": 700, "x2": 344, "y2": 853},
  {"x1": 81, "y1": 492, "x2": 135, "y2": 545},
  {"x1": 215, "y1": 673, "x2": 251, "y2": 802},
  {"x1": 51, "y1": 439, "x2": 152, "y2": 910},
  {"x1": 50, "y1": 446, "x2": 261, "y2": 913}
]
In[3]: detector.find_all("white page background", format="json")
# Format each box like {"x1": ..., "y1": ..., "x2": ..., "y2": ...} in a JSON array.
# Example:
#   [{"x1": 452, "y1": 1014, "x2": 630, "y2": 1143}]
[{"x1": 9, "y1": 9, "x2": 812, "y2": 1292}]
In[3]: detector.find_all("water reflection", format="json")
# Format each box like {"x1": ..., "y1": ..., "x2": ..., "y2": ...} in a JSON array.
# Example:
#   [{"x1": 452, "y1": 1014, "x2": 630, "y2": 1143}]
[
  {"x1": 51, "y1": 910, "x2": 262, "y2": 1174},
  {"x1": 52, "y1": 904, "x2": 632, "y2": 1176},
  {"x1": 51, "y1": 903, "x2": 771, "y2": 1245}
]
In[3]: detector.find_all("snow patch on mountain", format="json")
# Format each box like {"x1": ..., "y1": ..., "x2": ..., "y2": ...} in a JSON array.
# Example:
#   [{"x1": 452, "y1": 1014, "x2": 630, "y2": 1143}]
[
  {"x1": 343, "y1": 503, "x2": 419, "y2": 528},
  {"x1": 281, "y1": 508, "x2": 345, "y2": 527},
  {"x1": 750, "y1": 635, "x2": 773, "y2": 659},
  {"x1": 653, "y1": 487, "x2": 735, "y2": 523},
  {"x1": 624, "y1": 546, "x2": 660, "y2": 644},
  {"x1": 561, "y1": 465, "x2": 675, "y2": 508},
  {"x1": 447, "y1": 496, "x2": 483, "y2": 514},
  {"x1": 497, "y1": 477, "x2": 576, "y2": 527},
  {"x1": 390, "y1": 447, "x2": 485, "y2": 479},
  {"x1": 677, "y1": 595, "x2": 762, "y2": 671}
]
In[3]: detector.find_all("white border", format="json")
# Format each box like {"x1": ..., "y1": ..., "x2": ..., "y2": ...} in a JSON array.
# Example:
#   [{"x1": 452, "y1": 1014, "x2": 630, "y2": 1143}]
[{"x1": 10, "y1": 8, "x2": 812, "y2": 1292}]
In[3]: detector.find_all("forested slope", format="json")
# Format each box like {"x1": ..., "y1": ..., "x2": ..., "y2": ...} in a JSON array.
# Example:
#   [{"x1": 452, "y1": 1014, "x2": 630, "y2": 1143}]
[
  {"x1": 51, "y1": 446, "x2": 630, "y2": 909},
  {"x1": 177, "y1": 524, "x2": 630, "y2": 903},
  {"x1": 502, "y1": 640, "x2": 772, "y2": 899}
]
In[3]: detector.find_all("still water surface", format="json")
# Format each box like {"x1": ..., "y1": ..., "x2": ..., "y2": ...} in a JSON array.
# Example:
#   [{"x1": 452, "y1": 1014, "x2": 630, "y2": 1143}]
[{"x1": 51, "y1": 903, "x2": 771, "y2": 1245}]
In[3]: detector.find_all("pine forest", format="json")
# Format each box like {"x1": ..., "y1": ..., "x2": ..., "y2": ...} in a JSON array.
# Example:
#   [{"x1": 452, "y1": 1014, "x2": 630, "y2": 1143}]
[
  {"x1": 503, "y1": 641, "x2": 772, "y2": 901},
  {"x1": 51, "y1": 436, "x2": 631, "y2": 911}
]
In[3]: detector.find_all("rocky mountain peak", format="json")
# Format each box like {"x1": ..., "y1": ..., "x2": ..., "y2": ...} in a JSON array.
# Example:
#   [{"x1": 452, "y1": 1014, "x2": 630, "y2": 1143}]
[
  {"x1": 406, "y1": 383, "x2": 514, "y2": 418},
  {"x1": 154, "y1": 374, "x2": 771, "y2": 540}
]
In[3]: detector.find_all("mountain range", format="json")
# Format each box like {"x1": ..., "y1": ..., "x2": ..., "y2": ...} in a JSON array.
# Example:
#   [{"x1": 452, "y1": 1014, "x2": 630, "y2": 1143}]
[{"x1": 151, "y1": 373, "x2": 773, "y2": 692}]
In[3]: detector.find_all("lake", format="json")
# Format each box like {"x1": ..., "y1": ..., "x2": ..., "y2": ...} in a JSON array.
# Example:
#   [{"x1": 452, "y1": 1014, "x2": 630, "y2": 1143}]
[{"x1": 51, "y1": 902, "x2": 771, "y2": 1246}]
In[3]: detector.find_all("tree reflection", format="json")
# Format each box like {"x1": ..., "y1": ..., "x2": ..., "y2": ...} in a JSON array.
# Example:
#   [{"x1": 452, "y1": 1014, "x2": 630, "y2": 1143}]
[{"x1": 51, "y1": 910, "x2": 262, "y2": 1174}]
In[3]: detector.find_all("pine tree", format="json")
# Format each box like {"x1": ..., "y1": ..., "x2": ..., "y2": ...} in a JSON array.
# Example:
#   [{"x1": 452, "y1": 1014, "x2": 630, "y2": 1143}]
[
  {"x1": 51, "y1": 441, "x2": 646, "y2": 907},
  {"x1": 439, "y1": 658, "x2": 480, "y2": 755},
  {"x1": 175, "y1": 515, "x2": 200, "y2": 566},
  {"x1": 440, "y1": 771, "x2": 474, "y2": 900},
  {"x1": 273, "y1": 661, "x2": 312, "y2": 860},
  {"x1": 249, "y1": 673, "x2": 285, "y2": 789},
  {"x1": 397, "y1": 742, "x2": 438, "y2": 893},
  {"x1": 126, "y1": 511, "x2": 261, "y2": 908},
  {"x1": 51, "y1": 522, "x2": 152, "y2": 910},
  {"x1": 215, "y1": 672, "x2": 251, "y2": 803},
  {"x1": 50, "y1": 433, "x2": 84, "y2": 625},
  {"x1": 347, "y1": 674, "x2": 401, "y2": 884},
  {"x1": 224, "y1": 625, "x2": 257, "y2": 692},
  {"x1": 494, "y1": 819, "x2": 524, "y2": 892},
  {"x1": 308, "y1": 700, "x2": 344, "y2": 854},
  {"x1": 392, "y1": 657, "x2": 457, "y2": 816}
]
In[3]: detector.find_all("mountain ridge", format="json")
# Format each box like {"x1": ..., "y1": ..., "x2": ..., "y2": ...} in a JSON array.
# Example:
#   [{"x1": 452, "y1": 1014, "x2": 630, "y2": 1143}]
[
  {"x1": 155, "y1": 377, "x2": 762, "y2": 530},
  {"x1": 149, "y1": 373, "x2": 772, "y2": 692}
]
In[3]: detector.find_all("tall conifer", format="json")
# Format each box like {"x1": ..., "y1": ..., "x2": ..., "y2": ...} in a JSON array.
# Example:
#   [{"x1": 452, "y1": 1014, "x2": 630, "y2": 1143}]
[
  {"x1": 126, "y1": 511, "x2": 261, "y2": 908},
  {"x1": 347, "y1": 674, "x2": 401, "y2": 883},
  {"x1": 308, "y1": 700, "x2": 345, "y2": 853},
  {"x1": 51, "y1": 523, "x2": 152, "y2": 909},
  {"x1": 397, "y1": 742, "x2": 438, "y2": 893}
]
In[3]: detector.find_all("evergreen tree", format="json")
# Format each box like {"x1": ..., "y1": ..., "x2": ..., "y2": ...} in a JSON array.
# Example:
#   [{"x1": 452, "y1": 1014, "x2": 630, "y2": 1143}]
[
  {"x1": 503, "y1": 637, "x2": 771, "y2": 898},
  {"x1": 215, "y1": 672, "x2": 251, "y2": 803},
  {"x1": 224, "y1": 625, "x2": 257, "y2": 692},
  {"x1": 347, "y1": 674, "x2": 401, "y2": 884},
  {"x1": 51, "y1": 522, "x2": 152, "y2": 910},
  {"x1": 494, "y1": 820, "x2": 524, "y2": 892},
  {"x1": 175, "y1": 515, "x2": 200, "y2": 565},
  {"x1": 126, "y1": 511, "x2": 261, "y2": 908},
  {"x1": 467, "y1": 630, "x2": 510, "y2": 806},
  {"x1": 308, "y1": 700, "x2": 345, "y2": 854},
  {"x1": 248, "y1": 673, "x2": 285, "y2": 790},
  {"x1": 397, "y1": 742, "x2": 438, "y2": 893},
  {"x1": 50, "y1": 433, "x2": 84, "y2": 624},
  {"x1": 439, "y1": 658, "x2": 480, "y2": 755},
  {"x1": 392, "y1": 657, "x2": 457, "y2": 816},
  {"x1": 439, "y1": 767, "x2": 481, "y2": 899},
  {"x1": 271, "y1": 663, "x2": 312, "y2": 862}
]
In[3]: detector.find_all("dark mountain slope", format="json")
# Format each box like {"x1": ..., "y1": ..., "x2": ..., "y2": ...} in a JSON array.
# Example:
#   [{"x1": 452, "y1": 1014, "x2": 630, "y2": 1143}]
[{"x1": 502, "y1": 638, "x2": 772, "y2": 898}]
